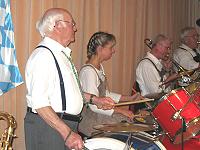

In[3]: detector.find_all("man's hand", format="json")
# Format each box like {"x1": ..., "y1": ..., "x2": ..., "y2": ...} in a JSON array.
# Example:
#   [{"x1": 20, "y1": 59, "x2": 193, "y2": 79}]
[
  {"x1": 114, "y1": 107, "x2": 134, "y2": 120},
  {"x1": 65, "y1": 131, "x2": 84, "y2": 150}
]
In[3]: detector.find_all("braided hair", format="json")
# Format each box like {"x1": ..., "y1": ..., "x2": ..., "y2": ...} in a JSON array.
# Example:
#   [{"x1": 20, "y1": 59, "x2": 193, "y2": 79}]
[{"x1": 87, "y1": 32, "x2": 116, "y2": 59}]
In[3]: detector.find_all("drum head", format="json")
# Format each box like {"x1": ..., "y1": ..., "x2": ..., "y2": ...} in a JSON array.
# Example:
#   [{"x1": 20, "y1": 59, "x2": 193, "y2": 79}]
[
  {"x1": 84, "y1": 137, "x2": 130, "y2": 150},
  {"x1": 106, "y1": 132, "x2": 166, "y2": 150}
]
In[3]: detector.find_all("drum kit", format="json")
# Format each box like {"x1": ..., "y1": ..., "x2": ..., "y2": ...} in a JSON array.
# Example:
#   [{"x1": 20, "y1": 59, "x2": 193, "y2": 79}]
[{"x1": 83, "y1": 77, "x2": 200, "y2": 150}]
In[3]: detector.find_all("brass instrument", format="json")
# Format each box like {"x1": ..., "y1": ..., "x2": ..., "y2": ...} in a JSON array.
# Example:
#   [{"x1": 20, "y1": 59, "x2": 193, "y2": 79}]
[
  {"x1": 144, "y1": 38, "x2": 153, "y2": 49},
  {"x1": 0, "y1": 112, "x2": 17, "y2": 150}
]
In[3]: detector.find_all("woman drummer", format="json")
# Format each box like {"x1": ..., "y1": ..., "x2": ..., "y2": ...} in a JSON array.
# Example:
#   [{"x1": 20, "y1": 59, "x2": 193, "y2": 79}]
[{"x1": 78, "y1": 31, "x2": 143, "y2": 137}]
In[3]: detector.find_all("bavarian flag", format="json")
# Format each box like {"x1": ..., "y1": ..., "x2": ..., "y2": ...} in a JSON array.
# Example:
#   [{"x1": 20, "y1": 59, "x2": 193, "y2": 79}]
[{"x1": 0, "y1": 0, "x2": 23, "y2": 96}]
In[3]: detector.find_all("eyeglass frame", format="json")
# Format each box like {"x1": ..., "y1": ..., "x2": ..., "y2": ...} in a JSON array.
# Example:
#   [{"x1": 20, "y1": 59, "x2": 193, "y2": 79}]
[
  {"x1": 157, "y1": 42, "x2": 171, "y2": 50},
  {"x1": 55, "y1": 20, "x2": 76, "y2": 27}
]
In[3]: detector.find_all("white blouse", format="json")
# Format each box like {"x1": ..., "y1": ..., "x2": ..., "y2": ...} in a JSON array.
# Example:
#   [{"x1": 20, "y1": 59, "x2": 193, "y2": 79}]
[{"x1": 79, "y1": 64, "x2": 121, "y2": 116}]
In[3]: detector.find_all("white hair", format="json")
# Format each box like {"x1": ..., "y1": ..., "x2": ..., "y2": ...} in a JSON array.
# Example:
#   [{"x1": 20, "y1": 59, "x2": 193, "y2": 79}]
[
  {"x1": 36, "y1": 10, "x2": 64, "y2": 37},
  {"x1": 180, "y1": 27, "x2": 196, "y2": 43}
]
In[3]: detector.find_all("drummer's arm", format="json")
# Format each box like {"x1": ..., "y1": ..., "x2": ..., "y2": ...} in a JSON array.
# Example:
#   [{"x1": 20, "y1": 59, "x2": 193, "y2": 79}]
[{"x1": 163, "y1": 73, "x2": 179, "y2": 87}]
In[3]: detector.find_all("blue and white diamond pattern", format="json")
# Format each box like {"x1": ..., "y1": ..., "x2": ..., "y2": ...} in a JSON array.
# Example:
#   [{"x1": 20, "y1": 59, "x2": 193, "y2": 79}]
[{"x1": 0, "y1": 0, "x2": 23, "y2": 95}]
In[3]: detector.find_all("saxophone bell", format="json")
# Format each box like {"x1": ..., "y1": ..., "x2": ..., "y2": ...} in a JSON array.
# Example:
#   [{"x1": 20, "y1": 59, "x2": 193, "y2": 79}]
[{"x1": 0, "y1": 112, "x2": 17, "y2": 150}]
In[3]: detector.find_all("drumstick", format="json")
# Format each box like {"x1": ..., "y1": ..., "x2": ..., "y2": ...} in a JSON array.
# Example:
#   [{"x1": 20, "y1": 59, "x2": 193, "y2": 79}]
[{"x1": 114, "y1": 98, "x2": 154, "y2": 107}]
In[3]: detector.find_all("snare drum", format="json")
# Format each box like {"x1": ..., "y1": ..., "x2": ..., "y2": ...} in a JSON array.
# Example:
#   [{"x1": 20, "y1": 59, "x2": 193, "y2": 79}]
[
  {"x1": 152, "y1": 88, "x2": 200, "y2": 144},
  {"x1": 107, "y1": 132, "x2": 166, "y2": 150},
  {"x1": 84, "y1": 137, "x2": 129, "y2": 150}
]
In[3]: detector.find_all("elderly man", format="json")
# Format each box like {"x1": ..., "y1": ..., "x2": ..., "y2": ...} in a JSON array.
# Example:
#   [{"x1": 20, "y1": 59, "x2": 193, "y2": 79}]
[
  {"x1": 24, "y1": 8, "x2": 114, "y2": 150},
  {"x1": 136, "y1": 34, "x2": 178, "y2": 100},
  {"x1": 173, "y1": 27, "x2": 200, "y2": 71}
]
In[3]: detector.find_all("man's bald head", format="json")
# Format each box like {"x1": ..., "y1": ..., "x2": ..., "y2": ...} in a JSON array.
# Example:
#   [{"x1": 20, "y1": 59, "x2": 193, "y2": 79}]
[{"x1": 36, "y1": 8, "x2": 71, "y2": 37}]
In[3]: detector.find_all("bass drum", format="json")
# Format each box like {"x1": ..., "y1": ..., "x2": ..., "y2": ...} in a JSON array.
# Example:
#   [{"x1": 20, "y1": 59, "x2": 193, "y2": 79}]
[
  {"x1": 84, "y1": 137, "x2": 131, "y2": 150},
  {"x1": 152, "y1": 88, "x2": 200, "y2": 144},
  {"x1": 107, "y1": 132, "x2": 166, "y2": 150},
  {"x1": 160, "y1": 134, "x2": 200, "y2": 150}
]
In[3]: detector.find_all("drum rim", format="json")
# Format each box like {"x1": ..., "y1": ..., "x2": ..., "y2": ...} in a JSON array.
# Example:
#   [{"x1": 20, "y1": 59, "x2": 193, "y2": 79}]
[
  {"x1": 104, "y1": 132, "x2": 167, "y2": 150},
  {"x1": 151, "y1": 87, "x2": 190, "y2": 111}
]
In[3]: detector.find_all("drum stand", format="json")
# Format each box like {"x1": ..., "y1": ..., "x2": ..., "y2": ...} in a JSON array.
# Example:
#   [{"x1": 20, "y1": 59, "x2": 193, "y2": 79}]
[
  {"x1": 181, "y1": 117, "x2": 186, "y2": 150},
  {"x1": 124, "y1": 132, "x2": 162, "y2": 150},
  {"x1": 123, "y1": 133, "x2": 133, "y2": 150}
]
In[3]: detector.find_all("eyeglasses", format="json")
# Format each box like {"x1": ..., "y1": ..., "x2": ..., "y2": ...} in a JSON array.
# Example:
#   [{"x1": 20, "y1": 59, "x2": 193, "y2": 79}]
[
  {"x1": 55, "y1": 20, "x2": 76, "y2": 27},
  {"x1": 158, "y1": 43, "x2": 171, "y2": 50},
  {"x1": 185, "y1": 34, "x2": 199, "y2": 38}
]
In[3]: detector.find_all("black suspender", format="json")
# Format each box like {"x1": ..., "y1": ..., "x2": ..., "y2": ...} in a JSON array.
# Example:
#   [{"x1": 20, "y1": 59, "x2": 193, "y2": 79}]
[
  {"x1": 179, "y1": 47, "x2": 200, "y2": 62},
  {"x1": 36, "y1": 45, "x2": 66, "y2": 111}
]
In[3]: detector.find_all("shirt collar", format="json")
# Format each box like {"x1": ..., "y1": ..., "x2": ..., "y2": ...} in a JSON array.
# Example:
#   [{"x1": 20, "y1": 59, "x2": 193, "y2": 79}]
[
  {"x1": 62, "y1": 47, "x2": 72, "y2": 58},
  {"x1": 179, "y1": 44, "x2": 193, "y2": 51},
  {"x1": 146, "y1": 51, "x2": 160, "y2": 64},
  {"x1": 39, "y1": 37, "x2": 72, "y2": 57}
]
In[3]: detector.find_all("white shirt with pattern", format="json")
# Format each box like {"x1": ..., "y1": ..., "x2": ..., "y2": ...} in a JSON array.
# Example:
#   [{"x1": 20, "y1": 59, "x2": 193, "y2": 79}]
[
  {"x1": 136, "y1": 52, "x2": 169, "y2": 96},
  {"x1": 173, "y1": 44, "x2": 199, "y2": 70}
]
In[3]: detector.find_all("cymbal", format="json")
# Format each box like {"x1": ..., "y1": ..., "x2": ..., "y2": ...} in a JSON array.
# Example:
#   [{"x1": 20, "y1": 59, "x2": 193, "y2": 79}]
[{"x1": 93, "y1": 122, "x2": 154, "y2": 133}]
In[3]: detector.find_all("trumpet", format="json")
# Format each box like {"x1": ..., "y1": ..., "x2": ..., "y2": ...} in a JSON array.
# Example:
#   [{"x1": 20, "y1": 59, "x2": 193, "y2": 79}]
[{"x1": 144, "y1": 38, "x2": 153, "y2": 49}]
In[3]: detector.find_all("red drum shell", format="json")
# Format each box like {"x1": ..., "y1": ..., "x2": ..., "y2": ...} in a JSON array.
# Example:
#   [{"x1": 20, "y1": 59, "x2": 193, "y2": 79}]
[{"x1": 152, "y1": 88, "x2": 200, "y2": 144}]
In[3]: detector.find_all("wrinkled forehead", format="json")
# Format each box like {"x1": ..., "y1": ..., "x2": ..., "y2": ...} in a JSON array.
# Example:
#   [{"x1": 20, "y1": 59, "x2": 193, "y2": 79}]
[
  {"x1": 159, "y1": 39, "x2": 171, "y2": 46},
  {"x1": 62, "y1": 11, "x2": 71, "y2": 20}
]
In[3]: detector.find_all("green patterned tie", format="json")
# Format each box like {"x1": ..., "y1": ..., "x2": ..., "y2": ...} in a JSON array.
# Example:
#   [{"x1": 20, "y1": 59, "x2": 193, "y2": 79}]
[{"x1": 62, "y1": 51, "x2": 87, "y2": 104}]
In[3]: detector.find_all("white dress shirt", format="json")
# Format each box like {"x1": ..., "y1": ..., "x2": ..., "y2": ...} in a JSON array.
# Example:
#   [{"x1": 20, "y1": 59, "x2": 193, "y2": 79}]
[
  {"x1": 136, "y1": 52, "x2": 169, "y2": 96},
  {"x1": 79, "y1": 64, "x2": 121, "y2": 116},
  {"x1": 173, "y1": 44, "x2": 199, "y2": 70},
  {"x1": 25, "y1": 37, "x2": 83, "y2": 114}
]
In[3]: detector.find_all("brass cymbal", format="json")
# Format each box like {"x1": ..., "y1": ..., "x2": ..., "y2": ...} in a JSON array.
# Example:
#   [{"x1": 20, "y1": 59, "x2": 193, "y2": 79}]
[{"x1": 93, "y1": 122, "x2": 154, "y2": 133}]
